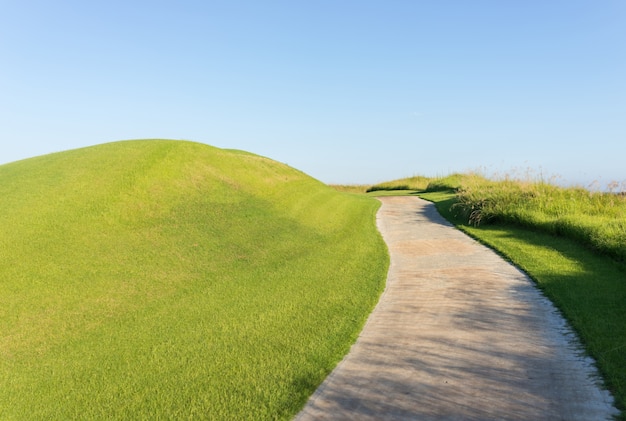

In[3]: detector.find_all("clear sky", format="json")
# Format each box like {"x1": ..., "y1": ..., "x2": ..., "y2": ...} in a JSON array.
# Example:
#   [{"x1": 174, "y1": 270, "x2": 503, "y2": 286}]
[{"x1": 1, "y1": 1, "x2": 625, "y2": 186}]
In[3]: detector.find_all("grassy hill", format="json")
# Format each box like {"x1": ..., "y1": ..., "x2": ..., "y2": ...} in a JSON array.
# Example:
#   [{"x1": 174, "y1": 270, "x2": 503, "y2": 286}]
[{"x1": 0, "y1": 140, "x2": 388, "y2": 420}]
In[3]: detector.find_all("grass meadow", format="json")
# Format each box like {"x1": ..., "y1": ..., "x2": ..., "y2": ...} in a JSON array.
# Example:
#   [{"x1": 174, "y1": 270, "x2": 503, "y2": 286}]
[
  {"x1": 368, "y1": 173, "x2": 625, "y2": 418},
  {"x1": 0, "y1": 140, "x2": 388, "y2": 420}
]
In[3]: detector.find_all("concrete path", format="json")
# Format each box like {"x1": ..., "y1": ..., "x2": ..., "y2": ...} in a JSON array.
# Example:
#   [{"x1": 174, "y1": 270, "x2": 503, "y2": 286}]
[{"x1": 296, "y1": 196, "x2": 619, "y2": 420}]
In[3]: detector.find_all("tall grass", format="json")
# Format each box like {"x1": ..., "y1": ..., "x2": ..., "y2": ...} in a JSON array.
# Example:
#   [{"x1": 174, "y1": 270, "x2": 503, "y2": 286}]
[
  {"x1": 329, "y1": 184, "x2": 371, "y2": 194},
  {"x1": 363, "y1": 173, "x2": 469, "y2": 194},
  {"x1": 0, "y1": 140, "x2": 388, "y2": 420},
  {"x1": 424, "y1": 173, "x2": 468, "y2": 192},
  {"x1": 451, "y1": 174, "x2": 626, "y2": 262},
  {"x1": 365, "y1": 175, "x2": 430, "y2": 192}
]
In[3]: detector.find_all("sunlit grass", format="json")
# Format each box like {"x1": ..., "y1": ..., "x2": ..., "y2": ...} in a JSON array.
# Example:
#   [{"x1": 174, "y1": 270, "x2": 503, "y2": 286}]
[
  {"x1": 0, "y1": 140, "x2": 388, "y2": 420},
  {"x1": 329, "y1": 184, "x2": 370, "y2": 194},
  {"x1": 451, "y1": 174, "x2": 626, "y2": 261},
  {"x1": 366, "y1": 175, "x2": 431, "y2": 192}
]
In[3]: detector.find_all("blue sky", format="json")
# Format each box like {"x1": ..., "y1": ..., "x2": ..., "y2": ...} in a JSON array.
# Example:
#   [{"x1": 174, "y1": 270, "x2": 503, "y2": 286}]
[{"x1": 1, "y1": 1, "x2": 625, "y2": 186}]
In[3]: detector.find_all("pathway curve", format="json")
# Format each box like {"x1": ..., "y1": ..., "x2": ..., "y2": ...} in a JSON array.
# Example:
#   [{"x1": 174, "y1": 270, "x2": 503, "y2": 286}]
[{"x1": 296, "y1": 196, "x2": 618, "y2": 420}]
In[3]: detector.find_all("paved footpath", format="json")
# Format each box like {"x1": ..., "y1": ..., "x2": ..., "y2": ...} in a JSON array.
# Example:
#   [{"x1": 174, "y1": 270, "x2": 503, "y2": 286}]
[{"x1": 296, "y1": 196, "x2": 619, "y2": 421}]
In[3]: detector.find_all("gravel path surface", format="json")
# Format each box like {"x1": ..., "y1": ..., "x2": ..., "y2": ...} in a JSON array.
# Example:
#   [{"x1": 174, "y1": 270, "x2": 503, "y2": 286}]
[{"x1": 295, "y1": 196, "x2": 618, "y2": 420}]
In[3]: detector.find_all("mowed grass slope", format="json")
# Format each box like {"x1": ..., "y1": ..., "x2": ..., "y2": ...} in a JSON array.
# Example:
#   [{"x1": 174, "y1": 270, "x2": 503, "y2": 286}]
[{"x1": 0, "y1": 140, "x2": 388, "y2": 420}]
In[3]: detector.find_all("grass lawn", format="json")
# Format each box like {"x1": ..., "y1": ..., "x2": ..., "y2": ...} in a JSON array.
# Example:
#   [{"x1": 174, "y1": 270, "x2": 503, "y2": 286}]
[
  {"x1": 419, "y1": 190, "x2": 626, "y2": 419},
  {"x1": 0, "y1": 140, "x2": 388, "y2": 420}
]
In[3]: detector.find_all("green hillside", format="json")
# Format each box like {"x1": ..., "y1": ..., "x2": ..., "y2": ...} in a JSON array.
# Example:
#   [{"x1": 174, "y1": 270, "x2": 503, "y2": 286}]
[{"x1": 0, "y1": 140, "x2": 388, "y2": 420}]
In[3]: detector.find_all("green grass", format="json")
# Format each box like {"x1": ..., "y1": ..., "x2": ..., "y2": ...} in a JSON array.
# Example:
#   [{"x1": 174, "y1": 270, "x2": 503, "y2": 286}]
[
  {"x1": 329, "y1": 184, "x2": 370, "y2": 194},
  {"x1": 423, "y1": 173, "x2": 468, "y2": 192},
  {"x1": 365, "y1": 175, "x2": 431, "y2": 193},
  {"x1": 451, "y1": 174, "x2": 626, "y2": 262},
  {"x1": 0, "y1": 140, "x2": 389, "y2": 420},
  {"x1": 366, "y1": 189, "x2": 419, "y2": 197},
  {"x1": 420, "y1": 190, "x2": 626, "y2": 419}
]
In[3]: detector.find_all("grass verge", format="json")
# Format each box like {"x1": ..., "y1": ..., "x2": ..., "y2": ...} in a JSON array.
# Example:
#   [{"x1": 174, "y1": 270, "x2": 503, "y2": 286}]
[{"x1": 420, "y1": 190, "x2": 626, "y2": 419}]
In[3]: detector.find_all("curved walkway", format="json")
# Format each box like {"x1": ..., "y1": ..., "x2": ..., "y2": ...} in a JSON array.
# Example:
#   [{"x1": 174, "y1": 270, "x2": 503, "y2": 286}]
[{"x1": 296, "y1": 196, "x2": 618, "y2": 420}]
